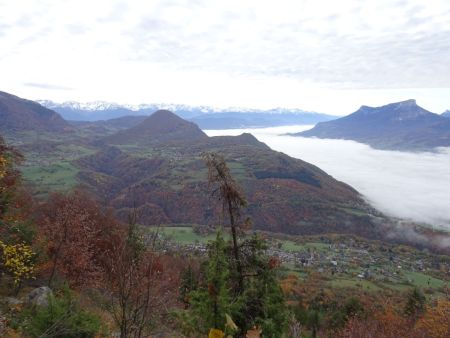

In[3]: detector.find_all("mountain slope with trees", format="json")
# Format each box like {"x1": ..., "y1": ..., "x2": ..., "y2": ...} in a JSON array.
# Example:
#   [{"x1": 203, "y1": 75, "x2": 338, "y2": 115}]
[
  {"x1": 296, "y1": 100, "x2": 450, "y2": 151},
  {"x1": 74, "y1": 110, "x2": 380, "y2": 239},
  {"x1": 0, "y1": 91, "x2": 71, "y2": 133}
]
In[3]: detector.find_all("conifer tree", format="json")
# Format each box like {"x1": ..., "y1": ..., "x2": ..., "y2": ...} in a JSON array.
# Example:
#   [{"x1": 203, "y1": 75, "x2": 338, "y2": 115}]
[
  {"x1": 404, "y1": 287, "x2": 426, "y2": 318},
  {"x1": 187, "y1": 231, "x2": 235, "y2": 334}
]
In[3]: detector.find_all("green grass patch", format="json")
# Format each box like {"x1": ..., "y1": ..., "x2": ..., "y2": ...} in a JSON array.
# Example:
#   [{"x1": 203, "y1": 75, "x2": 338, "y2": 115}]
[
  {"x1": 329, "y1": 278, "x2": 382, "y2": 291},
  {"x1": 22, "y1": 161, "x2": 79, "y2": 194},
  {"x1": 340, "y1": 207, "x2": 369, "y2": 217},
  {"x1": 402, "y1": 271, "x2": 447, "y2": 289},
  {"x1": 150, "y1": 226, "x2": 230, "y2": 244}
]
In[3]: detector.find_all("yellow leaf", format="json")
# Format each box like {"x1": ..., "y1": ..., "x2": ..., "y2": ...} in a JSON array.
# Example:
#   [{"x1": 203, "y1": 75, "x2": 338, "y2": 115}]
[{"x1": 209, "y1": 328, "x2": 225, "y2": 338}]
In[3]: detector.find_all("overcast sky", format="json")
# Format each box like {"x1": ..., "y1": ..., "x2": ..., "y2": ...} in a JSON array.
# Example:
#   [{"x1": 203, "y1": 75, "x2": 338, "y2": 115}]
[{"x1": 1, "y1": 0, "x2": 449, "y2": 115}]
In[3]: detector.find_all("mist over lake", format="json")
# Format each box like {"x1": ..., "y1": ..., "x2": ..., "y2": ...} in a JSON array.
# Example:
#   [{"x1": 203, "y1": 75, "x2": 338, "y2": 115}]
[{"x1": 205, "y1": 125, "x2": 450, "y2": 230}]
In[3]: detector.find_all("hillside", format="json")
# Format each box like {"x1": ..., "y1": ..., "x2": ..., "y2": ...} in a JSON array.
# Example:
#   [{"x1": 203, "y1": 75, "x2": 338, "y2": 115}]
[
  {"x1": 102, "y1": 110, "x2": 208, "y2": 145},
  {"x1": 296, "y1": 100, "x2": 450, "y2": 151},
  {"x1": 71, "y1": 110, "x2": 381, "y2": 238},
  {"x1": 69, "y1": 116, "x2": 148, "y2": 134},
  {"x1": 443, "y1": 110, "x2": 450, "y2": 118},
  {"x1": 0, "y1": 91, "x2": 71, "y2": 133}
]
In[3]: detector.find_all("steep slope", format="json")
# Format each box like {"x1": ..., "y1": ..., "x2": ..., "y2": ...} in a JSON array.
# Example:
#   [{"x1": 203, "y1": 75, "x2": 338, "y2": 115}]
[
  {"x1": 103, "y1": 110, "x2": 208, "y2": 145},
  {"x1": 76, "y1": 112, "x2": 380, "y2": 238},
  {"x1": 0, "y1": 91, "x2": 71, "y2": 133},
  {"x1": 296, "y1": 100, "x2": 450, "y2": 150}
]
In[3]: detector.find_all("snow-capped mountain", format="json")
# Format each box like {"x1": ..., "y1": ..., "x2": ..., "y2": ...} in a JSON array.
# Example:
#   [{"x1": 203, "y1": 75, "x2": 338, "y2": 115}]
[
  {"x1": 37, "y1": 100, "x2": 131, "y2": 111},
  {"x1": 37, "y1": 99, "x2": 336, "y2": 127}
]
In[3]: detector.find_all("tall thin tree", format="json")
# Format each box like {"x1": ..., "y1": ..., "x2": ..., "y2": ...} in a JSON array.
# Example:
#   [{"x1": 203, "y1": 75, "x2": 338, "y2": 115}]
[{"x1": 203, "y1": 153, "x2": 247, "y2": 293}]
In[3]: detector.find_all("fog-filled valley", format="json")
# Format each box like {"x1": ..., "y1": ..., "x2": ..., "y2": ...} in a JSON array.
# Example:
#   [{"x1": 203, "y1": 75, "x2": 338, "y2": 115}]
[
  {"x1": 206, "y1": 125, "x2": 450, "y2": 230},
  {"x1": 2, "y1": 0, "x2": 450, "y2": 336}
]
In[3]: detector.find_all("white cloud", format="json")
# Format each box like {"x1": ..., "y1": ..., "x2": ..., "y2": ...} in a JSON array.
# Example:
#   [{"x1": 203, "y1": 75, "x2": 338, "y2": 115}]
[
  {"x1": 205, "y1": 126, "x2": 450, "y2": 230},
  {"x1": 0, "y1": 0, "x2": 449, "y2": 114}
]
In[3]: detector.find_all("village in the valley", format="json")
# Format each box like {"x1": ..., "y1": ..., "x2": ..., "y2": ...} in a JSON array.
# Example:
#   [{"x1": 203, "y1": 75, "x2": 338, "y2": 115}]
[{"x1": 148, "y1": 226, "x2": 450, "y2": 294}]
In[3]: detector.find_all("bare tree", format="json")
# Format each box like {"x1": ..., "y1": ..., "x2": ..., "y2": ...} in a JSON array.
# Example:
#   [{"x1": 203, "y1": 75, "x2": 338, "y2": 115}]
[
  {"x1": 203, "y1": 152, "x2": 247, "y2": 293},
  {"x1": 101, "y1": 207, "x2": 177, "y2": 338}
]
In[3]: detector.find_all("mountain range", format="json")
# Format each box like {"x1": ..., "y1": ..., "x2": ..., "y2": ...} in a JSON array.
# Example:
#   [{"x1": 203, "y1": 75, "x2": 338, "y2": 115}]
[
  {"x1": 443, "y1": 110, "x2": 450, "y2": 117},
  {"x1": 0, "y1": 91, "x2": 383, "y2": 239},
  {"x1": 3, "y1": 91, "x2": 448, "y2": 248},
  {"x1": 38, "y1": 100, "x2": 335, "y2": 129},
  {"x1": 78, "y1": 110, "x2": 380, "y2": 237},
  {"x1": 296, "y1": 99, "x2": 450, "y2": 151}
]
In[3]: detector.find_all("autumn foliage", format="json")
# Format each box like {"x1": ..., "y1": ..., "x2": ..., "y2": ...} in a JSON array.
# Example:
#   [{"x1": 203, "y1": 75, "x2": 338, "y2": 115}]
[
  {"x1": 0, "y1": 240, "x2": 35, "y2": 287},
  {"x1": 416, "y1": 299, "x2": 450, "y2": 338},
  {"x1": 101, "y1": 223, "x2": 181, "y2": 338},
  {"x1": 37, "y1": 190, "x2": 119, "y2": 287}
]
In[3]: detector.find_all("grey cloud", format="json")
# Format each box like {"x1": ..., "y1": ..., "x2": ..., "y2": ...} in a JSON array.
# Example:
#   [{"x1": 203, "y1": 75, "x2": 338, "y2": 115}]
[
  {"x1": 3, "y1": 0, "x2": 450, "y2": 93},
  {"x1": 383, "y1": 221, "x2": 449, "y2": 250},
  {"x1": 0, "y1": 24, "x2": 11, "y2": 37},
  {"x1": 65, "y1": 24, "x2": 88, "y2": 35},
  {"x1": 118, "y1": 0, "x2": 450, "y2": 89},
  {"x1": 14, "y1": 14, "x2": 36, "y2": 28},
  {"x1": 97, "y1": 1, "x2": 129, "y2": 22},
  {"x1": 24, "y1": 82, "x2": 73, "y2": 90}
]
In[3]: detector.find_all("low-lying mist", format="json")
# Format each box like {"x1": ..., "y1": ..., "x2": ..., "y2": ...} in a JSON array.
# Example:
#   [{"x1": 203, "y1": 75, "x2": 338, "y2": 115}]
[{"x1": 205, "y1": 125, "x2": 450, "y2": 231}]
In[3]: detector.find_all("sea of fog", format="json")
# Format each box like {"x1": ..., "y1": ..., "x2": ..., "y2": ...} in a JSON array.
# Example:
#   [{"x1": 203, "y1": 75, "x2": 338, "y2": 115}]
[{"x1": 204, "y1": 125, "x2": 450, "y2": 230}]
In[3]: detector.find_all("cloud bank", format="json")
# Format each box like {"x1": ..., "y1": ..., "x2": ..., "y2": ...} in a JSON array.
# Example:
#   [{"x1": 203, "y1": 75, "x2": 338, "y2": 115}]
[{"x1": 206, "y1": 125, "x2": 450, "y2": 230}]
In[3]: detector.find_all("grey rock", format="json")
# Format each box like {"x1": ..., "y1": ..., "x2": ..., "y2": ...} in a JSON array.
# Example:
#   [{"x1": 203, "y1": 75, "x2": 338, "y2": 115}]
[
  {"x1": 4, "y1": 297, "x2": 23, "y2": 306},
  {"x1": 27, "y1": 286, "x2": 53, "y2": 307}
]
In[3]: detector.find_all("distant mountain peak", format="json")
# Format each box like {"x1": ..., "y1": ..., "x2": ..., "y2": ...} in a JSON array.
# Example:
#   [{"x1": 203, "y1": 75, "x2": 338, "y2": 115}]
[
  {"x1": 359, "y1": 99, "x2": 417, "y2": 110},
  {"x1": 389, "y1": 99, "x2": 423, "y2": 114},
  {"x1": 297, "y1": 99, "x2": 450, "y2": 151},
  {"x1": 149, "y1": 109, "x2": 183, "y2": 121},
  {"x1": 104, "y1": 110, "x2": 207, "y2": 145},
  {"x1": 355, "y1": 99, "x2": 430, "y2": 120},
  {"x1": 395, "y1": 98, "x2": 416, "y2": 106},
  {"x1": 139, "y1": 109, "x2": 202, "y2": 131},
  {"x1": 37, "y1": 100, "x2": 128, "y2": 111},
  {"x1": 37, "y1": 99, "x2": 321, "y2": 119}
]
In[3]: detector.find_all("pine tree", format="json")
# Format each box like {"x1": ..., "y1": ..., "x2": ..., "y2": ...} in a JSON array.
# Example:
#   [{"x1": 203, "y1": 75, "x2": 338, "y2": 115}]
[
  {"x1": 188, "y1": 231, "x2": 236, "y2": 334},
  {"x1": 183, "y1": 153, "x2": 287, "y2": 337},
  {"x1": 179, "y1": 264, "x2": 198, "y2": 308},
  {"x1": 404, "y1": 287, "x2": 426, "y2": 318},
  {"x1": 238, "y1": 235, "x2": 287, "y2": 337}
]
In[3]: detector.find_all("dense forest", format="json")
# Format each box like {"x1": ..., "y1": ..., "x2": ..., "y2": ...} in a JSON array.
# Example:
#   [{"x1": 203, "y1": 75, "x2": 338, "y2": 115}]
[{"x1": 0, "y1": 135, "x2": 449, "y2": 337}]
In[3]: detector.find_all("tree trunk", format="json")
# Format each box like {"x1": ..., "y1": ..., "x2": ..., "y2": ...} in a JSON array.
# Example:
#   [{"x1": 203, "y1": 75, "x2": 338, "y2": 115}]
[{"x1": 228, "y1": 199, "x2": 243, "y2": 293}]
